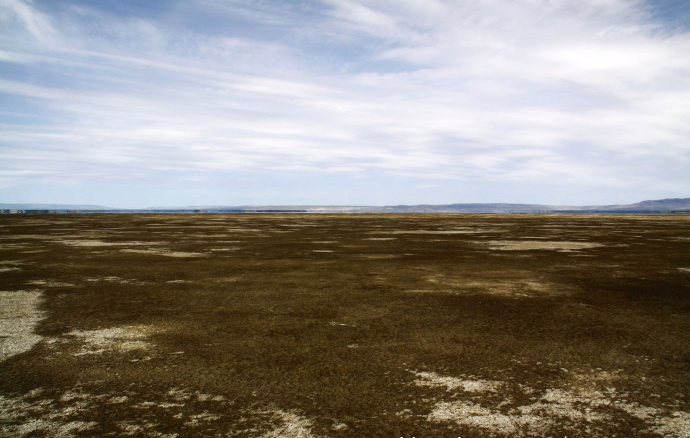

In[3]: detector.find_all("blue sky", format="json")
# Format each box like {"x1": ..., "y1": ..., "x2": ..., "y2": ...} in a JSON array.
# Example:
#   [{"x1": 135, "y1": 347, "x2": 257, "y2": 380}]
[{"x1": 1, "y1": 0, "x2": 689, "y2": 208}]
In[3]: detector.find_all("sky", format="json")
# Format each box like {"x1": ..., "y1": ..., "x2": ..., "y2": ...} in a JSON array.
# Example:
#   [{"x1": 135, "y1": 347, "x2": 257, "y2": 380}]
[{"x1": 0, "y1": 0, "x2": 689, "y2": 208}]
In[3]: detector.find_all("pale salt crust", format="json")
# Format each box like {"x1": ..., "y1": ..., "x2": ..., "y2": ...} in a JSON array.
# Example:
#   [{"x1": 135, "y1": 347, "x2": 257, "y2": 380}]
[
  {"x1": 413, "y1": 370, "x2": 690, "y2": 437},
  {"x1": 120, "y1": 248, "x2": 204, "y2": 257},
  {"x1": 0, "y1": 290, "x2": 44, "y2": 362},
  {"x1": 484, "y1": 240, "x2": 603, "y2": 251}
]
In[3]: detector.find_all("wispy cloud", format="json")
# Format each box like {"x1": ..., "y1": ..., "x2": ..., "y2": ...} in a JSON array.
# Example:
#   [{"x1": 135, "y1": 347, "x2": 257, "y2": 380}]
[{"x1": 0, "y1": 0, "x2": 688, "y2": 206}]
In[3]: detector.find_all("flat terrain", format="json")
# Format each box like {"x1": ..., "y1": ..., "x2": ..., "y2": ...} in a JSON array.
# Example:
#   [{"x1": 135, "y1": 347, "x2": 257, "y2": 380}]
[{"x1": 1, "y1": 213, "x2": 689, "y2": 438}]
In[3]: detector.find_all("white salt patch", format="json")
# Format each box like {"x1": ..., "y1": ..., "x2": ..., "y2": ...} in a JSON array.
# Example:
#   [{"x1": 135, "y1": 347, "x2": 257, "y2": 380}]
[
  {"x1": 0, "y1": 266, "x2": 21, "y2": 272},
  {"x1": 312, "y1": 250, "x2": 334, "y2": 253},
  {"x1": 413, "y1": 371, "x2": 501, "y2": 393},
  {"x1": 0, "y1": 290, "x2": 44, "y2": 362}
]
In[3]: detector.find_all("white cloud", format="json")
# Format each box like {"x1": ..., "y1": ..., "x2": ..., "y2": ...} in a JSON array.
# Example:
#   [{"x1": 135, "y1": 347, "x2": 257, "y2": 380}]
[{"x1": 0, "y1": 0, "x2": 688, "y2": 204}]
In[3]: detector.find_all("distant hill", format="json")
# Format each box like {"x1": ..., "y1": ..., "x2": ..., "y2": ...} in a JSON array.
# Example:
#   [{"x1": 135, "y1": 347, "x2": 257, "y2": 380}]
[
  {"x1": 2, "y1": 198, "x2": 689, "y2": 213},
  {"x1": 605, "y1": 198, "x2": 690, "y2": 212}
]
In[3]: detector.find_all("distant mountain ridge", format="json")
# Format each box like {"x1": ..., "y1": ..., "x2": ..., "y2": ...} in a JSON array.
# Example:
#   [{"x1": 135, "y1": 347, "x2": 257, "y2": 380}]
[{"x1": 1, "y1": 198, "x2": 689, "y2": 213}]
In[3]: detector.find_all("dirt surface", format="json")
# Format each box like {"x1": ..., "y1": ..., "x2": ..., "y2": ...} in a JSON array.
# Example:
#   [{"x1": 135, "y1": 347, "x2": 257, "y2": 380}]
[{"x1": 1, "y1": 213, "x2": 689, "y2": 437}]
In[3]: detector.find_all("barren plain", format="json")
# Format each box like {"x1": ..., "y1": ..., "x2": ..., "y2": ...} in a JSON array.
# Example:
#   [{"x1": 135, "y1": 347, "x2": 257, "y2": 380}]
[{"x1": 1, "y1": 213, "x2": 689, "y2": 437}]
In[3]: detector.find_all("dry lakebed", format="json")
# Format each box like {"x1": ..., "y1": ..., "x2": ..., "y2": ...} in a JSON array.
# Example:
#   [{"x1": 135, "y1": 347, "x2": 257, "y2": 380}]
[{"x1": 1, "y1": 213, "x2": 689, "y2": 437}]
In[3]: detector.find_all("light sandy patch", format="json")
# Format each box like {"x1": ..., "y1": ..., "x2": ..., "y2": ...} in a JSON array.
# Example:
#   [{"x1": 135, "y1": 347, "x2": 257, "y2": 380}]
[
  {"x1": 363, "y1": 237, "x2": 397, "y2": 241},
  {"x1": 259, "y1": 408, "x2": 318, "y2": 438},
  {"x1": 312, "y1": 249, "x2": 334, "y2": 253},
  {"x1": 0, "y1": 266, "x2": 21, "y2": 272},
  {"x1": 358, "y1": 254, "x2": 397, "y2": 259},
  {"x1": 678, "y1": 267, "x2": 690, "y2": 273},
  {"x1": 0, "y1": 290, "x2": 44, "y2": 362},
  {"x1": 66, "y1": 325, "x2": 158, "y2": 356},
  {"x1": 413, "y1": 371, "x2": 502, "y2": 393},
  {"x1": 166, "y1": 279, "x2": 192, "y2": 284},
  {"x1": 120, "y1": 248, "x2": 205, "y2": 257},
  {"x1": 209, "y1": 247, "x2": 240, "y2": 252},
  {"x1": 484, "y1": 240, "x2": 603, "y2": 251}
]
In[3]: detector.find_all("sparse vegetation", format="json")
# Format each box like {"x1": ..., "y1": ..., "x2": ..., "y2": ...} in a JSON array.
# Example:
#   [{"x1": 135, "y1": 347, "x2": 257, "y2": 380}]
[{"x1": 1, "y1": 213, "x2": 689, "y2": 437}]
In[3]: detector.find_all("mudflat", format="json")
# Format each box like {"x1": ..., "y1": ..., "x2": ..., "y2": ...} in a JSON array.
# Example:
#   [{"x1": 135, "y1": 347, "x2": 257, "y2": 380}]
[{"x1": 1, "y1": 213, "x2": 689, "y2": 437}]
